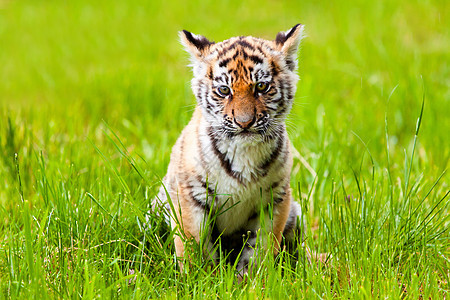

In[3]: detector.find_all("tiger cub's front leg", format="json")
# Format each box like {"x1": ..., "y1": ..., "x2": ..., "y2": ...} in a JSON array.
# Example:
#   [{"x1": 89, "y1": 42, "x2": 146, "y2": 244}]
[
  {"x1": 270, "y1": 186, "x2": 293, "y2": 255},
  {"x1": 236, "y1": 184, "x2": 292, "y2": 277},
  {"x1": 169, "y1": 181, "x2": 217, "y2": 270}
]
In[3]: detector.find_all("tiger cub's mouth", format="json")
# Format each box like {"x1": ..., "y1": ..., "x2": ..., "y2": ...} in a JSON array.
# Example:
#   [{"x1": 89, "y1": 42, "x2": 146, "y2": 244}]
[
  {"x1": 233, "y1": 128, "x2": 272, "y2": 141},
  {"x1": 237, "y1": 129, "x2": 258, "y2": 136}
]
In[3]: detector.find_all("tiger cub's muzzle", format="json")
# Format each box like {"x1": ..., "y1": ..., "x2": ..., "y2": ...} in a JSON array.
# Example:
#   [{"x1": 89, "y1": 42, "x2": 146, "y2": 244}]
[{"x1": 223, "y1": 94, "x2": 268, "y2": 131}]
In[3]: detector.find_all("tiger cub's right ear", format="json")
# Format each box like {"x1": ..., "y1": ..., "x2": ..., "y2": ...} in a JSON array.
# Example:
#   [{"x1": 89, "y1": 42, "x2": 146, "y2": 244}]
[
  {"x1": 275, "y1": 24, "x2": 305, "y2": 71},
  {"x1": 179, "y1": 30, "x2": 215, "y2": 61}
]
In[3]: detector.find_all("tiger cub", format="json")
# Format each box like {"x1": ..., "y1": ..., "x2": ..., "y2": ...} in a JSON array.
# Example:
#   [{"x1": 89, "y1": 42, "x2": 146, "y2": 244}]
[{"x1": 154, "y1": 24, "x2": 305, "y2": 275}]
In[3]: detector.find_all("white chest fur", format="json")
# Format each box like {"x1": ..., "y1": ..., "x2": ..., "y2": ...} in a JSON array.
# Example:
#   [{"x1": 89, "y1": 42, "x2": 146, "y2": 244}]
[{"x1": 196, "y1": 122, "x2": 288, "y2": 233}]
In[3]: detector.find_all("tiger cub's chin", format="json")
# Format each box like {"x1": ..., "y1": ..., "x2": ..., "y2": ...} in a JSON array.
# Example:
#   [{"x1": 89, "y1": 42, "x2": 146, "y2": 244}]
[{"x1": 153, "y1": 24, "x2": 306, "y2": 275}]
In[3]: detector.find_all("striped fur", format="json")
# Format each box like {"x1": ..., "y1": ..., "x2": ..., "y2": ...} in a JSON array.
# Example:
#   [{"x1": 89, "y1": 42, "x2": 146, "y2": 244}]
[{"x1": 153, "y1": 24, "x2": 305, "y2": 274}]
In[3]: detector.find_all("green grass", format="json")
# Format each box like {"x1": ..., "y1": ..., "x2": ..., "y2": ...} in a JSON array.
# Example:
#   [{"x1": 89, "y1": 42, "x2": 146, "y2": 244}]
[{"x1": 1, "y1": 0, "x2": 449, "y2": 298}]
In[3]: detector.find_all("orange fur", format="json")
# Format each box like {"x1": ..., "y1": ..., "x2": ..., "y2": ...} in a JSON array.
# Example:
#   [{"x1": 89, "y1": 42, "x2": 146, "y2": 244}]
[{"x1": 154, "y1": 24, "x2": 305, "y2": 274}]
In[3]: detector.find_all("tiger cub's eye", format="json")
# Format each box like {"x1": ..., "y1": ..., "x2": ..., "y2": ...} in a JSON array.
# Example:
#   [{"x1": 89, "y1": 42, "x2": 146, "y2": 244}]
[
  {"x1": 255, "y1": 82, "x2": 269, "y2": 93},
  {"x1": 217, "y1": 86, "x2": 231, "y2": 97}
]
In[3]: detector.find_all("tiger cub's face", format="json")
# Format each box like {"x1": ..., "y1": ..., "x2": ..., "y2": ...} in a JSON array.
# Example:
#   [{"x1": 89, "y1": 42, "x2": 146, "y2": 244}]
[{"x1": 180, "y1": 25, "x2": 304, "y2": 141}]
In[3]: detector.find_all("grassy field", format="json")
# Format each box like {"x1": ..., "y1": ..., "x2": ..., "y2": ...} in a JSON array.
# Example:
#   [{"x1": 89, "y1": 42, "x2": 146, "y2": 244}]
[{"x1": 1, "y1": 0, "x2": 449, "y2": 298}]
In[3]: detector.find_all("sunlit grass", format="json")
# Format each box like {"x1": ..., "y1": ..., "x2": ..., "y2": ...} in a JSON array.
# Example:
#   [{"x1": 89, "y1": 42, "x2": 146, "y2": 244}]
[{"x1": 0, "y1": 0, "x2": 449, "y2": 298}]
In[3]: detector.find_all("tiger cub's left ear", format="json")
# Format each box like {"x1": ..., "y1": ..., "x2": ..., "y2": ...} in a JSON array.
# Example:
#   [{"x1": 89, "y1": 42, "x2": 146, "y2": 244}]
[
  {"x1": 275, "y1": 24, "x2": 305, "y2": 71},
  {"x1": 179, "y1": 30, "x2": 215, "y2": 62}
]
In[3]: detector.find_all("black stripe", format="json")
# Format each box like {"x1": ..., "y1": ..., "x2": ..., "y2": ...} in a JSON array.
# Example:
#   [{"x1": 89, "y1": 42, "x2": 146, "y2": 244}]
[
  {"x1": 273, "y1": 182, "x2": 288, "y2": 205},
  {"x1": 267, "y1": 87, "x2": 277, "y2": 97},
  {"x1": 270, "y1": 60, "x2": 280, "y2": 76},
  {"x1": 196, "y1": 87, "x2": 202, "y2": 102},
  {"x1": 198, "y1": 175, "x2": 215, "y2": 196},
  {"x1": 275, "y1": 80, "x2": 286, "y2": 114},
  {"x1": 182, "y1": 30, "x2": 215, "y2": 50},
  {"x1": 219, "y1": 42, "x2": 237, "y2": 55},
  {"x1": 271, "y1": 95, "x2": 283, "y2": 103},
  {"x1": 208, "y1": 67, "x2": 214, "y2": 80},
  {"x1": 190, "y1": 132, "x2": 214, "y2": 212},
  {"x1": 186, "y1": 175, "x2": 212, "y2": 212},
  {"x1": 285, "y1": 82, "x2": 294, "y2": 100},
  {"x1": 219, "y1": 58, "x2": 231, "y2": 68},
  {"x1": 270, "y1": 181, "x2": 281, "y2": 191},
  {"x1": 190, "y1": 189, "x2": 209, "y2": 210},
  {"x1": 276, "y1": 189, "x2": 287, "y2": 199},
  {"x1": 275, "y1": 24, "x2": 301, "y2": 45},
  {"x1": 211, "y1": 90, "x2": 225, "y2": 99},
  {"x1": 242, "y1": 65, "x2": 249, "y2": 78},
  {"x1": 258, "y1": 133, "x2": 284, "y2": 176},
  {"x1": 241, "y1": 49, "x2": 249, "y2": 60},
  {"x1": 237, "y1": 39, "x2": 254, "y2": 50},
  {"x1": 204, "y1": 93, "x2": 215, "y2": 114},
  {"x1": 285, "y1": 24, "x2": 301, "y2": 40},
  {"x1": 276, "y1": 104, "x2": 288, "y2": 117},
  {"x1": 249, "y1": 55, "x2": 263, "y2": 65},
  {"x1": 273, "y1": 197, "x2": 284, "y2": 204},
  {"x1": 266, "y1": 104, "x2": 278, "y2": 112},
  {"x1": 255, "y1": 69, "x2": 267, "y2": 82},
  {"x1": 207, "y1": 127, "x2": 243, "y2": 184},
  {"x1": 196, "y1": 79, "x2": 204, "y2": 101},
  {"x1": 286, "y1": 59, "x2": 295, "y2": 71},
  {"x1": 182, "y1": 172, "x2": 207, "y2": 211}
]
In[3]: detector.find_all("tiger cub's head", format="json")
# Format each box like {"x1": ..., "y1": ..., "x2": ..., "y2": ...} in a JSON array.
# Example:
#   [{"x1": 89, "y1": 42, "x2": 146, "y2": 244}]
[{"x1": 180, "y1": 24, "x2": 304, "y2": 140}]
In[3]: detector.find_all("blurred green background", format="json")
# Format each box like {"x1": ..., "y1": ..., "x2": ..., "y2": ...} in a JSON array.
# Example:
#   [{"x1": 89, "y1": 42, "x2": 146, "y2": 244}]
[
  {"x1": 0, "y1": 0, "x2": 449, "y2": 297},
  {"x1": 1, "y1": 0, "x2": 449, "y2": 236},
  {"x1": 1, "y1": 0, "x2": 449, "y2": 233},
  {"x1": 1, "y1": 0, "x2": 448, "y2": 160},
  {"x1": 1, "y1": 0, "x2": 448, "y2": 200}
]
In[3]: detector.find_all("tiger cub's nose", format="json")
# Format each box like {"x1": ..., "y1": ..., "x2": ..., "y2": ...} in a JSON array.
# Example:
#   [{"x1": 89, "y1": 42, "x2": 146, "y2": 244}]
[{"x1": 234, "y1": 113, "x2": 256, "y2": 129}]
